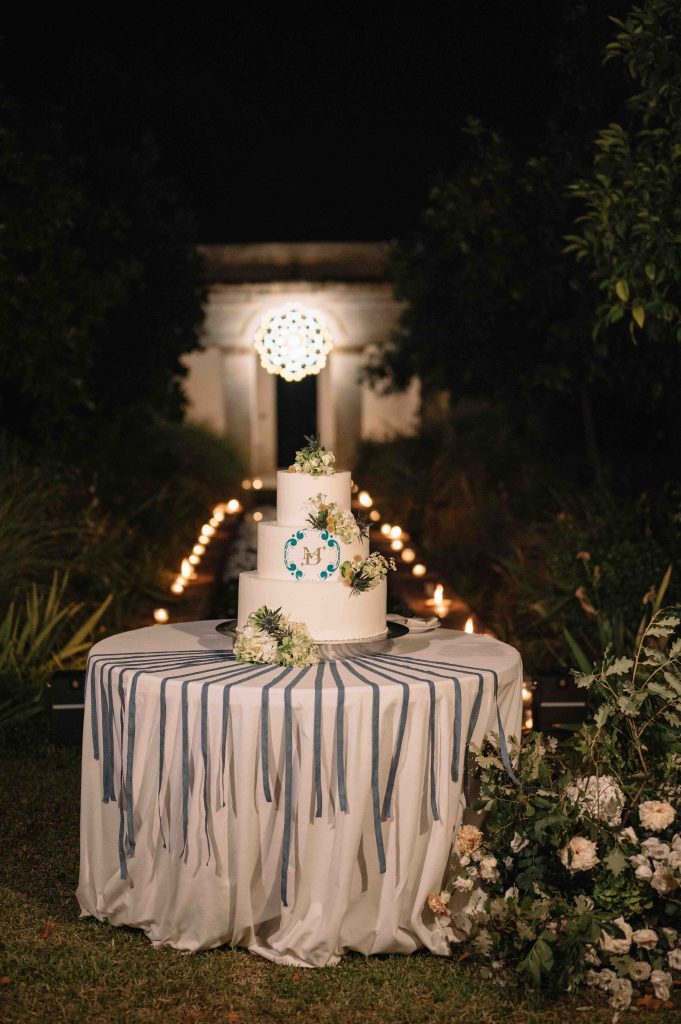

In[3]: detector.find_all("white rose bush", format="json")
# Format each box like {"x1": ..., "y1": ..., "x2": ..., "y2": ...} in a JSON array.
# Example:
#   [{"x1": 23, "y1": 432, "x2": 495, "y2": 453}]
[{"x1": 429, "y1": 609, "x2": 681, "y2": 1011}]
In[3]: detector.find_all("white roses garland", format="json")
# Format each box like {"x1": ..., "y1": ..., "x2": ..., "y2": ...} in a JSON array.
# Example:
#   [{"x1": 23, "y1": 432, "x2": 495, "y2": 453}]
[{"x1": 288, "y1": 434, "x2": 336, "y2": 476}]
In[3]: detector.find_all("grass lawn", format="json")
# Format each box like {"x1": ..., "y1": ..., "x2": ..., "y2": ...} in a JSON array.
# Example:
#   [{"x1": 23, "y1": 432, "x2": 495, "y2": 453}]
[{"x1": 0, "y1": 751, "x2": 674, "y2": 1024}]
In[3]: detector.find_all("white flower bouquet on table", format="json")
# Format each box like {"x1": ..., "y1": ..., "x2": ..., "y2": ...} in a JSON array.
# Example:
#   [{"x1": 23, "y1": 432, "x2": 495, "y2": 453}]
[
  {"x1": 427, "y1": 608, "x2": 681, "y2": 1012},
  {"x1": 306, "y1": 492, "x2": 369, "y2": 544},
  {"x1": 340, "y1": 552, "x2": 396, "y2": 594},
  {"x1": 288, "y1": 434, "x2": 335, "y2": 476},
  {"x1": 234, "y1": 606, "x2": 318, "y2": 667}
]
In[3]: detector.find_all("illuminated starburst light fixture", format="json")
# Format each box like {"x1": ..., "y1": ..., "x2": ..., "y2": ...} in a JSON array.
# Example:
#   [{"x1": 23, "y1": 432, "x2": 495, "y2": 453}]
[{"x1": 253, "y1": 303, "x2": 333, "y2": 382}]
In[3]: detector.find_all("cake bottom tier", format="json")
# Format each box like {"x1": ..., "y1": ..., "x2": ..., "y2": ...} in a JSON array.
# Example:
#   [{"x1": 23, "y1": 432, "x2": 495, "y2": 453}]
[{"x1": 237, "y1": 571, "x2": 387, "y2": 642}]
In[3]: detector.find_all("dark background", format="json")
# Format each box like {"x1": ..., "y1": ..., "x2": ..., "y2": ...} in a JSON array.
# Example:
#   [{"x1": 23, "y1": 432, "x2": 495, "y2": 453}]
[{"x1": 1, "y1": 3, "x2": 622, "y2": 242}]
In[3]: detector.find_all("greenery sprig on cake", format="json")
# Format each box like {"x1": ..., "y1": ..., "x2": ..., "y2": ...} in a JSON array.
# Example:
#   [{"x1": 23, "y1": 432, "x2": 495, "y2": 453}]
[
  {"x1": 306, "y1": 493, "x2": 369, "y2": 544},
  {"x1": 234, "y1": 606, "x2": 318, "y2": 667},
  {"x1": 340, "y1": 552, "x2": 395, "y2": 594},
  {"x1": 288, "y1": 434, "x2": 335, "y2": 476}
]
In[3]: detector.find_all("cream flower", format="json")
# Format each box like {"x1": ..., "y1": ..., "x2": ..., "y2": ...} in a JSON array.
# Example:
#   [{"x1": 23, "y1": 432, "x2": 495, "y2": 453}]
[
  {"x1": 630, "y1": 853, "x2": 653, "y2": 881},
  {"x1": 668, "y1": 948, "x2": 681, "y2": 970},
  {"x1": 233, "y1": 625, "x2": 278, "y2": 664},
  {"x1": 453, "y1": 876, "x2": 474, "y2": 892},
  {"x1": 600, "y1": 916, "x2": 633, "y2": 955},
  {"x1": 639, "y1": 800, "x2": 676, "y2": 832},
  {"x1": 632, "y1": 928, "x2": 658, "y2": 949},
  {"x1": 510, "y1": 831, "x2": 529, "y2": 853},
  {"x1": 651, "y1": 864, "x2": 680, "y2": 895},
  {"x1": 651, "y1": 969, "x2": 672, "y2": 1001},
  {"x1": 661, "y1": 927, "x2": 678, "y2": 947},
  {"x1": 629, "y1": 961, "x2": 652, "y2": 982},
  {"x1": 566, "y1": 775, "x2": 625, "y2": 827},
  {"x1": 609, "y1": 977, "x2": 633, "y2": 1011},
  {"x1": 641, "y1": 837, "x2": 671, "y2": 860},
  {"x1": 479, "y1": 855, "x2": 499, "y2": 882},
  {"x1": 455, "y1": 824, "x2": 483, "y2": 856},
  {"x1": 559, "y1": 836, "x2": 599, "y2": 873}
]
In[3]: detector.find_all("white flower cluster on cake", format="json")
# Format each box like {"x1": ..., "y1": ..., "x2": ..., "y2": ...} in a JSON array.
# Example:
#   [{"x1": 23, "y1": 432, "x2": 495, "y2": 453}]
[
  {"x1": 340, "y1": 552, "x2": 396, "y2": 594},
  {"x1": 234, "y1": 606, "x2": 318, "y2": 667},
  {"x1": 306, "y1": 493, "x2": 369, "y2": 544},
  {"x1": 288, "y1": 434, "x2": 335, "y2": 476}
]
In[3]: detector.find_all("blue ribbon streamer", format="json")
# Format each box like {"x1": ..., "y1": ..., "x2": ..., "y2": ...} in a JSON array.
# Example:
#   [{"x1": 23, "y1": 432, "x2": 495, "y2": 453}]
[
  {"x1": 313, "y1": 662, "x2": 324, "y2": 818},
  {"x1": 260, "y1": 667, "x2": 294, "y2": 803},
  {"x1": 355, "y1": 658, "x2": 410, "y2": 821},
  {"x1": 281, "y1": 667, "x2": 310, "y2": 906},
  {"x1": 328, "y1": 661, "x2": 348, "y2": 812},
  {"x1": 341, "y1": 661, "x2": 386, "y2": 875}
]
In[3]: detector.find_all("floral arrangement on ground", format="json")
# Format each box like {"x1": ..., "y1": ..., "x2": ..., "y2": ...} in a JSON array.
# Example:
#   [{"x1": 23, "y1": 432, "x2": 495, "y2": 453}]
[
  {"x1": 234, "y1": 605, "x2": 317, "y2": 667},
  {"x1": 428, "y1": 608, "x2": 681, "y2": 1016},
  {"x1": 306, "y1": 492, "x2": 369, "y2": 544},
  {"x1": 340, "y1": 552, "x2": 396, "y2": 594},
  {"x1": 288, "y1": 434, "x2": 335, "y2": 476}
]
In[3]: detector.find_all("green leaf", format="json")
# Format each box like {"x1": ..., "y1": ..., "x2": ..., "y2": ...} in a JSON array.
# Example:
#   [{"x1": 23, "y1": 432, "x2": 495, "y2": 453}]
[
  {"x1": 632, "y1": 303, "x2": 645, "y2": 328},
  {"x1": 564, "y1": 627, "x2": 593, "y2": 675},
  {"x1": 605, "y1": 847, "x2": 628, "y2": 876},
  {"x1": 615, "y1": 278, "x2": 629, "y2": 301}
]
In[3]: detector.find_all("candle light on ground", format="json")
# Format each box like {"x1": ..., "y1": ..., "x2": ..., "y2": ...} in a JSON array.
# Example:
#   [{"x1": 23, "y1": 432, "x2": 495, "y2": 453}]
[
  {"x1": 198, "y1": 533, "x2": 210, "y2": 545},
  {"x1": 401, "y1": 547, "x2": 416, "y2": 563},
  {"x1": 212, "y1": 503, "x2": 226, "y2": 516},
  {"x1": 170, "y1": 580, "x2": 185, "y2": 594},
  {"x1": 464, "y1": 616, "x2": 475, "y2": 634},
  {"x1": 242, "y1": 479, "x2": 252, "y2": 490},
  {"x1": 358, "y1": 490, "x2": 373, "y2": 508},
  {"x1": 253, "y1": 511, "x2": 263, "y2": 522},
  {"x1": 390, "y1": 539, "x2": 404, "y2": 551},
  {"x1": 380, "y1": 523, "x2": 392, "y2": 536},
  {"x1": 252, "y1": 478, "x2": 263, "y2": 490},
  {"x1": 369, "y1": 509, "x2": 381, "y2": 522},
  {"x1": 389, "y1": 525, "x2": 402, "y2": 539},
  {"x1": 188, "y1": 554, "x2": 200, "y2": 566},
  {"x1": 202, "y1": 524, "x2": 215, "y2": 537},
  {"x1": 522, "y1": 686, "x2": 533, "y2": 704},
  {"x1": 426, "y1": 583, "x2": 452, "y2": 617},
  {"x1": 153, "y1": 608, "x2": 169, "y2": 624},
  {"x1": 192, "y1": 544, "x2": 205, "y2": 556},
  {"x1": 412, "y1": 563, "x2": 427, "y2": 577},
  {"x1": 180, "y1": 559, "x2": 192, "y2": 580},
  {"x1": 226, "y1": 499, "x2": 241, "y2": 514},
  {"x1": 209, "y1": 515, "x2": 222, "y2": 527}
]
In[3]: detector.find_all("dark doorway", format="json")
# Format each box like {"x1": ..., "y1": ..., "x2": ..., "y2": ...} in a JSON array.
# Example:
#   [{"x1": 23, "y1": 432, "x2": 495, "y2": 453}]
[{"x1": 276, "y1": 375, "x2": 317, "y2": 468}]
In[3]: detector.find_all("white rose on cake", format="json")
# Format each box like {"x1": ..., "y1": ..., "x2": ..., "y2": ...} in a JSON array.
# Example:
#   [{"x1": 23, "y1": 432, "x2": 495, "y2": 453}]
[{"x1": 233, "y1": 625, "x2": 279, "y2": 665}]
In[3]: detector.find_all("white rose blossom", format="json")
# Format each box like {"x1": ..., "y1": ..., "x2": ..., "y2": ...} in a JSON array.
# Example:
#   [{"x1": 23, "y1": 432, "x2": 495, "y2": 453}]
[
  {"x1": 668, "y1": 948, "x2": 681, "y2": 970},
  {"x1": 661, "y1": 927, "x2": 678, "y2": 947},
  {"x1": 453, "y1": 876, "x2": 474, "y2": 892},
  {"x1": 479, "y1": 856, "x2": 499, "y2": 882},
  {"x1": 641, "y1": 837, "x2": 671, "y2": 860},
  {"x1": 233, "y1": 625, "x2": 278, "y2": 665},
  {"x1": 651, "y1": 969, "x2": 672, "y2": 1001},
  {"x1": 632, "y1": 928, "x2": 658, "y2": 949},
  {"x1": 559, "y1": 836, "x2": 599, "y2": 873},
  {"x1": 629, "y1": 961, "x2": 652, "y2": 982},
  {"x1": 651, "y1": 864, "x2": 680, "y2": 895},
  {"x1": 510, "y1": 831, "x2": 529, "y2": 853},
  {"x1": 609, "y1": 977, "x2": 633, "y2": 1012},
  {"x1": 566, "y1": 775, "x2": 625, "y2": 827},
  {"x1": 639, "y1": 800, "x2": 676, "y2": 832},
  {"x1": 630, "y1": 853, "x2": 654, "y2": 881}
]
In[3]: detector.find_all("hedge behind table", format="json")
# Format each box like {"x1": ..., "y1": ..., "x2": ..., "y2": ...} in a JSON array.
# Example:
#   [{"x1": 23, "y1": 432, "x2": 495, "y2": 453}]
[{"x1": 77, "y1": 620, "x2": 522, "y2": 967}]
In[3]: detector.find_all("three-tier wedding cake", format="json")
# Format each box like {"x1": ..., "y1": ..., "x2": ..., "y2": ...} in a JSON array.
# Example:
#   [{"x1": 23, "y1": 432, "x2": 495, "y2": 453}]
[{"x1": 237, "y1": 437, "x2": 392, "y2": 642}]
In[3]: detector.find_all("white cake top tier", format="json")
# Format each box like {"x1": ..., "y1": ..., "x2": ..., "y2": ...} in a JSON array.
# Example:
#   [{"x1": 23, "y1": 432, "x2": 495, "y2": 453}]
[{"x1": 277, "y1": 469, "x2": 352, "y2": 526}]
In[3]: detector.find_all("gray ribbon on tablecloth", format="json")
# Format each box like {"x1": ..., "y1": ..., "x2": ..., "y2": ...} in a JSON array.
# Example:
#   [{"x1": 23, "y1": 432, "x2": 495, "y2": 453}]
[{"x1": 84, "y1": 644, "x2": 518, "y2": 898}]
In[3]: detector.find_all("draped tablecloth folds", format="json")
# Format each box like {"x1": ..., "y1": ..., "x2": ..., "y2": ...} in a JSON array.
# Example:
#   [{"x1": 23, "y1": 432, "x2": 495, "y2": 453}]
[{"x1": 77, "y1": 620, "x2": 523, "y2": 967}]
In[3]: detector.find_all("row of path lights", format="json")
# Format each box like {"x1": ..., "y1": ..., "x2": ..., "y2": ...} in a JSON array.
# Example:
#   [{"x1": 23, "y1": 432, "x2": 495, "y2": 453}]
[{"x1": 153, "y1": 497, "x2": 243, "y2": 624}]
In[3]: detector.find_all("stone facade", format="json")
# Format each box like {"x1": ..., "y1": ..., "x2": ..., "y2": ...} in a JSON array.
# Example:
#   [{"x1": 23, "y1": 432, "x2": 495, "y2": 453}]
[{"x1": 183, "y1": 242, "x2": 419, "y2": 480}]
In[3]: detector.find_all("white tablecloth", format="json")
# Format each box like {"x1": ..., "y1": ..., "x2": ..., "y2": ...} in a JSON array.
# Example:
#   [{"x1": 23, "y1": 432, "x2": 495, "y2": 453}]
[{"x1": 77, "y1": 621, "x2": 522, "y2": 967}]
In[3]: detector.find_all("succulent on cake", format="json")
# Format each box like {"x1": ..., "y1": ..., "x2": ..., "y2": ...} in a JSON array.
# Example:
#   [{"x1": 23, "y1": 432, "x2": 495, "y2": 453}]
[
  {"x1": 234, "y1": 605, "x2": 318, "y2": 666},
  {"x1": 340, "y1": 552, "x2": 396, "y2": 594},
  {"x1": 288, "y1": 434, "x2": 335, "y2": 476},
  {"x1": 306, "y1": 493, "x2": 369, "y2": 543}
]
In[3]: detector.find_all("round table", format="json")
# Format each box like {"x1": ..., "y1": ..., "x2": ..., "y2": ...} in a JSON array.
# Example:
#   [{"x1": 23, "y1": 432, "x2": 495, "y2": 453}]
[{"x1": 77, "y1": 621, "x2": 522, "y2": 967}]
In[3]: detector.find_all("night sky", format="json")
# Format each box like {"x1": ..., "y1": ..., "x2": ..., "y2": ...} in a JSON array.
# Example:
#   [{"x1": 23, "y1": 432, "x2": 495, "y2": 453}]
[{"x1": 2, "y1": 4, "x2": 624, "y2": 243}]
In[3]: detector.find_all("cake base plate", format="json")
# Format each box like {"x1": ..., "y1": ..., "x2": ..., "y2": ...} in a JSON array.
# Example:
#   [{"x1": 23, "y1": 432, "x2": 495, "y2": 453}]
[{"x1": 215, "y1": 619, "x2": 409, "y2": 659}]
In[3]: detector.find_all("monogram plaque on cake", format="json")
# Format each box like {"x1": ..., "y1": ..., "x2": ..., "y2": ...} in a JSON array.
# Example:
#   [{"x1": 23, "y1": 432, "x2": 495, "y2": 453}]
[{"x1": 284, "y1": 528, "x2": 341, "y2": 581}]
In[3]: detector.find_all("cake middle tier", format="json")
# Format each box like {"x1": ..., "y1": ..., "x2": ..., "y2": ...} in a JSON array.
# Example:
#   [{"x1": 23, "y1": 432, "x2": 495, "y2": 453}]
[
  {"x1": 257, "y1": 522, "x2": 369, "y2": 581},
  {"x1": 277, "y1": 469, "x2": 352, "y2": 526}
]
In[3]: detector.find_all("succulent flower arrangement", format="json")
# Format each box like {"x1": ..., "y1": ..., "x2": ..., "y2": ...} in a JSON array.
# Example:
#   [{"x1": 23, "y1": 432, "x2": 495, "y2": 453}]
[
  {"x1": 340, "y1": 552, "x2": 396, "y2": 594},
  {"x1": 428, "y1": 608, "x2": 681, "y2": 1012},
  {"x1": 306, "y1": 493, "x2": 369, "y2": 544},
  {"x1": 288, "y1": 434, "x2": 335, "y2": 476},
  {"x1": 234, "y1": 605, "x2": 318, "y2": 667}
]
